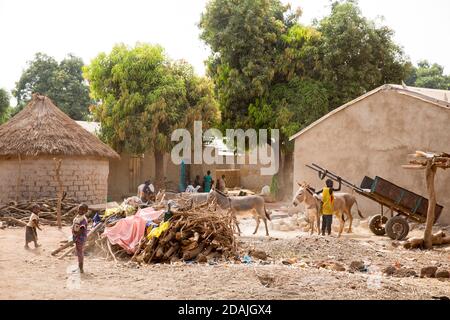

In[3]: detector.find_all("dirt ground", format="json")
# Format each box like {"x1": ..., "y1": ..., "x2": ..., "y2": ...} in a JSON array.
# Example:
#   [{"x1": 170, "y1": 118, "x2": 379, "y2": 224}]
[{"x1": 1, "y1": 212, "x2": 449, "y2": 300}]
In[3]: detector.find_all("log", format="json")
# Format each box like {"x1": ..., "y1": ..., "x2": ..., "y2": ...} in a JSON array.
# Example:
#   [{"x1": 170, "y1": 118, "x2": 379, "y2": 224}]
[
  {"x1": 182, "y1": 243, "x2": 205, "y2": 261},
  {"x1": 107, "y1": 240, "x2": 117, "y2": 263},
  {"x1": 163, "y1": 243, "x2": 179, "y2": 259},
  {"x1": 0, "y1": 216, "x2": 27, "y2": 227},
  {"x1": 52, "y1": 240, "x2": 74, "y2": 256},
  {"x1": 58, "y1": 246, "x2": 75, "y2": 260}
]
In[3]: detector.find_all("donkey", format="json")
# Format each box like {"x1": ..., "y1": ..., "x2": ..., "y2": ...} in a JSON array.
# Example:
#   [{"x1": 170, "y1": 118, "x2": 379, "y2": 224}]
[
  {"x1": 292, "y1": 182, "x2": 364, "y2": 237},
  {"x1": 208, "y1": 189, "x2": 272, "y2": 236}
]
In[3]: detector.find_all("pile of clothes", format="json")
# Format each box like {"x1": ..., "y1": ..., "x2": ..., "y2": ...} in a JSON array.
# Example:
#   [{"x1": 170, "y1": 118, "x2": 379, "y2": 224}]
[{"x1": 102, "y1": 201, "x2": 175, "y2": 254}]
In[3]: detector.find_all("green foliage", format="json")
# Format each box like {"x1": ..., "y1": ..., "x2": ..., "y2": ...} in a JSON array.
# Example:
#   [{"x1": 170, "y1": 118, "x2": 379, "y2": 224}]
[
  {"x1": 0, "y1": 88, "x2": 11, "y2": 124},
  {"x1": 13, "y1": 53, "x2": 91, "y2": 120},
  {"x1": 315, "y1": 0, "x2": 410, "y2": 109},
  {"x1": 200, "y1": 0, "x2": 300, "y2": 129},
  {"x1": 83, "y1": 43, "x2": 220, "y2": 157},
  {"x1": 200, "y1": 0, "x2": 410, "y2": 152},
  {"x1": 270, "y1": 174, "x2": 279, "y2": 198},
  {"x1": 405, "y1": 60, "x2": 450, "y2": 90}
]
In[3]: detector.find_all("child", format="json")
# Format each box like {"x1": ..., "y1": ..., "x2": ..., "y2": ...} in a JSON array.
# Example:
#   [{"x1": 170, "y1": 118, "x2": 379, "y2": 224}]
[
  {"x1": 316, "y1": 178, "x2": 341, "y2": 236},
  {"x1": 25, "y1": 203, "x2": 42, "y2": 249},
  {"x1": 72, "y1": 203, "x2": 89, "y2": 273}
]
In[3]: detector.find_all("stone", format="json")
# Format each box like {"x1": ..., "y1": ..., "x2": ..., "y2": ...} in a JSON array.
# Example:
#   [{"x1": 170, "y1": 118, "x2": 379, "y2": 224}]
[
  {"x1": 349, "y1": 260, "x2": 366, "y2": 272},
  {"x1": 420, "y1": 266, "x2": 438, "y2": 278},
  {"x1": 394, "y1": 268, "x2": 417, "y2": 278},
  {"x1": 329, "y1": 262, "x2": 346, "y2": 272},
  {"x1": 282, "y1": 258, "x2": 298, "y2": 265},
  {"x1": 249, "y1": 250, "x2": 268, "y2": 261},
  {"x1": 435, "y1": 268, "x2": 450, "y2": 279},
  {"x1": 383, "y1": 266, "x2": 397, "y2": 276}
]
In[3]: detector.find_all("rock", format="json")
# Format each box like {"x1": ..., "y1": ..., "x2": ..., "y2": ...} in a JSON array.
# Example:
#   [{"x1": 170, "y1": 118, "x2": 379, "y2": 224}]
[
  {"x1": 316, "y1": 261, "x2": 345, "y2": 272},
  {"x1": 330, "y1": 262, "x2": 346, "y2": 272},
  {"x1": 435, "y1": 268, "x2": 450, "y2": 279},
  {"x1": 420, "y1": 266, "x2": 438, "y2": 278},
  {"x1": 391, "y1": 241, "x2": 401, "y2": 248},
  {"x1": 282, "y1": 258, "x2": 298, "y2": 265},
  {"x1": 394, "y1": 268, "x2": 417, "y2": 278},
  {"x1": 383, "y1": 266, "x2": 397, "y2": 276},
  {"x1": 249, "y1": 250, "x2": 268, "y2": 261},
  {"x1": 349, "y1": 260, "x2": 366, "y2": 272}
]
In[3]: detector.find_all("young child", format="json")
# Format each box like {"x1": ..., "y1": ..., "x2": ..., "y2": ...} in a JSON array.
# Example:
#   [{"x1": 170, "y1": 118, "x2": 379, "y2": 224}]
[
  {"x1": 72, "y1": 203, "x2": 89, "y2": 273},
  {"x1": 316, "y1": 178, "x2": 341, "y2": 236},
  {"x1": 25, "y1": 203, "x2": 42, "y2": 249}
]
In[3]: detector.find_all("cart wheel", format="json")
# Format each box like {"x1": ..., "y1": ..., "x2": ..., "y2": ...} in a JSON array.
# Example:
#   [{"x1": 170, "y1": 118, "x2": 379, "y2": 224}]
[
  {"x1": 369, "y1": 215, "x2": 388, "y2": 236},
  {"x1": 385, "y1": 216, "x2": 409, "y2": 240}
]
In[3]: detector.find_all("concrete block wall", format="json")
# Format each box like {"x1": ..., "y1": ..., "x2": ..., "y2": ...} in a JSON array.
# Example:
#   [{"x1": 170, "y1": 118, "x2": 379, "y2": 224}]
[{"x1": 0, "y1": 157, "x2": 109, "y2": 204}]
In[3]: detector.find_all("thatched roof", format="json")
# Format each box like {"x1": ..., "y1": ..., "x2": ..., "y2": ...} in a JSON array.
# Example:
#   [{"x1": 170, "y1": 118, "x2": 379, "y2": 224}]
[{"x1": 0, "y1": 94, "x2": 120, "y2": 159}]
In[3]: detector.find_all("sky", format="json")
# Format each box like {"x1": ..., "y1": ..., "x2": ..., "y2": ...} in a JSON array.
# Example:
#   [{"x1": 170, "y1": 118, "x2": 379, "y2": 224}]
[{"x1": 1, "y1": 0, "x2": 449, "y2": 105}]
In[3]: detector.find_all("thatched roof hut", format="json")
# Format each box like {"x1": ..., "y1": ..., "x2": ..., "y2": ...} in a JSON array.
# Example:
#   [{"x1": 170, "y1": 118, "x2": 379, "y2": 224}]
[
  {"x1": 0, "y1": 94, "x2": 119, "y2": 204},
  {"x1": 0, "y1": 94, "x2": 119, "y2": 159}
]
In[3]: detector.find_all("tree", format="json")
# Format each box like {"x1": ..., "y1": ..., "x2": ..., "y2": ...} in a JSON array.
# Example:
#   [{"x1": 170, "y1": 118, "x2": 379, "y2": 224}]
[
  {"x1": 83, "y1": 43, "x2": 219, "y2": 184},
  {"x1": 200, "y1": 0, "x2": 410, "y2": 196},
  {"x1": 315, "y1": 0, "x2": 411, "y2": 109},
  {"x1": 405, "y1": 60, "x2": 450, "y2": 90},
  {"x1": 0, "y1": 88, "x2": 11, "y2": 124},
  {"x1": 200, "y1": 0, "x2": 300, "y2": 129},
  {"x1": 13, "y1": 53, "x2": 91, "y2": 120}
]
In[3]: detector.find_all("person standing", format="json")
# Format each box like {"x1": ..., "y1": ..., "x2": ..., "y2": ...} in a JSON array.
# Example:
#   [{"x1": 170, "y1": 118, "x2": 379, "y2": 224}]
[
  {"x1": 203, "y1": 170, "x2": 213, "y2": 193},
  {"x1": 315, "y1": 178, "x2": 341, "y2": 236},
  {"x1": 216, "y1": 174, "x2": 226, "y2": 192},
  {"x1": 192, "y1": 175, "x2": 202, "y2": 192},
  {"x1": 25, "y1": 203, "x2": 42, "y2": 249},
  {"x1": 72, "y1": 203, "x2": 89, "y2": 273}
]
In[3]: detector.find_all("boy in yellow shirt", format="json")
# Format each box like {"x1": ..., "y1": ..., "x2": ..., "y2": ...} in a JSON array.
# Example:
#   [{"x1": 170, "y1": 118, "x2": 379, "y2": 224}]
[{"x1": 316, "y1": 178, "x2": 341, "y2": 236}]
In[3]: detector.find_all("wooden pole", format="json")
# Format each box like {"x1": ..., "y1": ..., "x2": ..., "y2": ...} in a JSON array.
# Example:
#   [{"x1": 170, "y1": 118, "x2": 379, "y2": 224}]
[
  {"x1": 15, "y1": 154, "x2": 22, "y2": 202},
  {"x1": 54, "y1": 158, "x2": 63, "y2": 229},
  {"x1": 424, "y1": 160, "x2": 437, "y2": 249}
]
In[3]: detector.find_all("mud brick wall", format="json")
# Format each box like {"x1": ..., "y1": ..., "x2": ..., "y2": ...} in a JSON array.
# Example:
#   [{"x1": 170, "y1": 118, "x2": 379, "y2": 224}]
[{"x1": 0, "y1": 156, "x2": 109, "y2": 204}]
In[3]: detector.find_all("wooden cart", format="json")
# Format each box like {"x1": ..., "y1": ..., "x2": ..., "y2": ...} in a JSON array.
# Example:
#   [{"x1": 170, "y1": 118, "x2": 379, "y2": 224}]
[{"x1": 306, "y1": 164, "x2": 443, "y2": 240}]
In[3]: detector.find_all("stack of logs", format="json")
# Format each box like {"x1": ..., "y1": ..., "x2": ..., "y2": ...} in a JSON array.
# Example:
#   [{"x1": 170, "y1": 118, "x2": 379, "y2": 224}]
[
  {"x1": 0, "y1": 197, "x2": 80, "y2": 226},
  {"x1": 133, "y1": 201, "x2": 237, "y2": 264}
]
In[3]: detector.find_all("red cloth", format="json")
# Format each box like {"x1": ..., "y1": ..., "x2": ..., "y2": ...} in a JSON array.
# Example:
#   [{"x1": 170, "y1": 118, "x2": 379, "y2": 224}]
[{"x1": 103, "y1": 208, "x2": 163, "y2": 254}]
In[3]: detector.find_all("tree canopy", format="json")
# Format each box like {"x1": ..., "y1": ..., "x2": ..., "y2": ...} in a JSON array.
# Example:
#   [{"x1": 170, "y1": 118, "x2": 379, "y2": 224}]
[
  {"x1": 0, "y1": 88, "x2": 11, "y2": 124},
  {"x1": 83, "y1": 43, "x2": 219, "y2": 182},
  {"x1": 199, "y1": 0, "x2": 412, "y2": 195},
  {"x1": 405, "y1": 60, "x2": 450, "y2": 90},
  {"x1": 315, "y1": 0, "x2": 411, "y2": 109},
  {"x1": 13, "y1": 53, "x2": 91, "y2": 120}
]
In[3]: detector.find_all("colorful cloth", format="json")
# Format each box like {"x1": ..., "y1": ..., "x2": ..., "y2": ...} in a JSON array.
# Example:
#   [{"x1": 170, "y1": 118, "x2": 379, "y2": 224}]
[
  {"x1": 203, "y1": 175, "x2": 212, "y2": 192},
  {"x1": 75, "y1": 242, "x2": 84, "y2": 265},
  {"x1": 321, "y1": 187, "x2": 334, "y2": 215},
  {"x1": 25, "y1": 226, "x2": 37, "y2": 243},
  {"x1": 147, "y1": 221, "x2": 170, "y2": 240},
  {"x1": 72, "y1": 215, "x2": 88, "y2": 243},
  {"x1": 103, "y1": 208, "x2": 164, "y2": 254}
]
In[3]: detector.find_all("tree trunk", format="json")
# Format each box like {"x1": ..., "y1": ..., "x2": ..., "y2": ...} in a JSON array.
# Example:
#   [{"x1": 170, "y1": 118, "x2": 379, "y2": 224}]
[
  {"x1": 282, "y1": 151, "x2": 293, "y2": 200},
  {"x1": 424, "y1": 160, "x2": 437, "y2": 249},
  {"x1": 154, "y1": 150, "x2": 165, "y2": 189}
]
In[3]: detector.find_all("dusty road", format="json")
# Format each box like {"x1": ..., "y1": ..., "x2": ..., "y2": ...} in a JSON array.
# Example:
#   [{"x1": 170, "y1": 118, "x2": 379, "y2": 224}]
[{"x1": 1, "y1": 218, "x2": 449, "y2": 300}]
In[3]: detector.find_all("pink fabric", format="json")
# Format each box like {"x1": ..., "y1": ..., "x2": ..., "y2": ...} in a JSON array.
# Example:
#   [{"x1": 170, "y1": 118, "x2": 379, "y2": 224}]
[{"x1": 103, "y1": 208, "x2": 163, "y2": 254}]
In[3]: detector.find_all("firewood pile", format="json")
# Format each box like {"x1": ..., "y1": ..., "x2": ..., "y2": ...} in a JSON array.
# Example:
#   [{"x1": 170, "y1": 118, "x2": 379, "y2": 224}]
[
  {"x1": 133, "y1": 201, "x2": 238, "y2": 264},
  {"x1": 0, "y1": 197, "x2": 80, "y2": 226}
]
